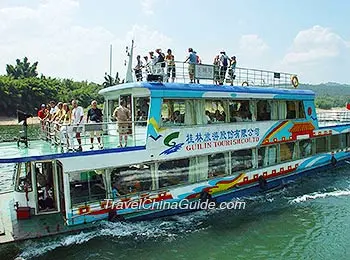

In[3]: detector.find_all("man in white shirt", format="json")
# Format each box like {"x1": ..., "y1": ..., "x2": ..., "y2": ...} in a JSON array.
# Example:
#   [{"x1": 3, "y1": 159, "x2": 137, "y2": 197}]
[{"x1": 71, "y1": 99, "x2": 84, "y2": 151}]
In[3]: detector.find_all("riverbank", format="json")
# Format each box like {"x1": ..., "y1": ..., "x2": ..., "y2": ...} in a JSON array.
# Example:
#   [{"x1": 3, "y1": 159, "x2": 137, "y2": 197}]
[{"x1": 0, "y1": 116, "x2": 39, "y2": 126}]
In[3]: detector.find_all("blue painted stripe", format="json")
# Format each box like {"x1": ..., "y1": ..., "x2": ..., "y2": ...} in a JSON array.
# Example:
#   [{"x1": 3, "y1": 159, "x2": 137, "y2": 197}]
[
  {"x1": 141, "y1": 82, "x2": 315, "y2": 96},
  {"x1": 0, "y1": 145, "x2": 146, "y2": 163}
]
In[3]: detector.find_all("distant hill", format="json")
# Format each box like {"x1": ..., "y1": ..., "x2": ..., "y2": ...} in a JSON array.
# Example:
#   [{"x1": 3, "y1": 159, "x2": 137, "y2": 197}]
[
  {"x1": 299, "y1": 83, "x2": 350, "y2": 96},
  {"x1": 298, "y1": 83, "x2": 350, "y2": 109}
]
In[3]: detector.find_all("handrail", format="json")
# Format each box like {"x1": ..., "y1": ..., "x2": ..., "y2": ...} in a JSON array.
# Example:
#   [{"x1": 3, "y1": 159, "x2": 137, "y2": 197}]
[
  {"x1": 317, "y1": 111, "x2": 350, "y2": 126},
  {"x1": 39, "y1": 120, "x2": 148, "y2": 152},
  {"x1": 135, "y1": 61, "x2": 296, "y2": 88}
]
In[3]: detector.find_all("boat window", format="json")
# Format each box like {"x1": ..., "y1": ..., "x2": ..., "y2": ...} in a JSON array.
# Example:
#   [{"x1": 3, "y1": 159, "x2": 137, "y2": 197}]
[
  {"x1": 258, "y1": 145, "x2": 278, "y2": 167},
  {"x1": 269, "y1": 100, "x2": 279, "y2": 120},
  {"x1": 161, "y1": 99, "x2": 186, "y2": 126},
  {"x1": 205, "y1": 100, "x2": 227, "y2": 124},
  {"x1": 297, "y1": 101, "x2": 306, "y2": 119},
  {"x1": 278, "y1": 101, "x2": 287, "y2": 119},
  {"x1": 280, "y1": 142, "x2": 295, "y2": 162},
  {"x1": 299, "y1": 139, "x2": 313, "y2": 158},
  {"x1": 340, "y1": 133, "x2": 347, "y2": 149},
  {"x1": 231, "y1": 149, "x2": 253, "y2": 172},
  {"x1": 229, "y1": 100, "x2": 252, "y2": 122},
  {"x1": 208, "y1": 153, "x2": 227, "y2": 178},
  {"x1": 16, "y1": 162, "x2": 32, "y2": 192},
  {"x1": 330, "y1": 134, "x2": 342, "y2": 150},
  {"x1": 315, "y1": 137, "x2": 328, "y2": 154},
  {"x1": 257, "y1": 100, "x2": 271, "y2": 121},
  {"x1": 69, "y1": 170, "x2": 106, "y2": 205},
  {"x1": 286, "y1": 101, "x2": 297, "y2": 119},
  {"x1": 347, "y1": 133, "x2": 350, "y2": 147},
  {"x1": 110, "y1": 164, "x2": 152, "y2": 196},
  {"x1": 158, "y1": 159, "x2": 189, "y2": 188},
  {"x1": 134, "y1": 97, "x2": 150, "y2": 126}
]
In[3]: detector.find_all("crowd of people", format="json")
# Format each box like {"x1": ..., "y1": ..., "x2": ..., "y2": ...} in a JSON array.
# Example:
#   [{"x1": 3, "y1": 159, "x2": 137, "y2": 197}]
[
  {"x1": 37, "y1": 99, "x2": 103, "y2": 151},
  {"x1": 134, "y1": 48, "x2": 237, "y2": 85},
  {"x1": 37, "y1": 99, "x2": 135, "y2": 151}
]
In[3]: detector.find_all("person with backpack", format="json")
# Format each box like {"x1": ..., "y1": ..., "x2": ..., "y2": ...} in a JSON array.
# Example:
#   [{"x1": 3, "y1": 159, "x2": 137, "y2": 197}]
[{"x1": 219, "y1": 51, "x2": 230, "y2": 85}]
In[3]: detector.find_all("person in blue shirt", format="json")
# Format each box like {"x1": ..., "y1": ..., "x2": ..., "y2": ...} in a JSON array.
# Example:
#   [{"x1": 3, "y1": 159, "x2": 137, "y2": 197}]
[{"x1": 184, "y1": 48, "x2": 197, "y2": 83}]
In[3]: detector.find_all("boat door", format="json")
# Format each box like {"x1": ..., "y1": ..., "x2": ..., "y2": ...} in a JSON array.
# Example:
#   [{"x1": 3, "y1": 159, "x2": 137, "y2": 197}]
[{"x1": 34, "y1": 160, "x2": 60, "y2": 214}]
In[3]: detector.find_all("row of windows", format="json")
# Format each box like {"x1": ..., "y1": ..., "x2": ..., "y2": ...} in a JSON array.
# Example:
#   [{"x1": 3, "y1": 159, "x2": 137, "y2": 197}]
[
  {"x1": 161, "y1": 99, "x2": 305, "y2": 126},
  {"x1": 69, "y1": 133, "x2": 350, "y2": 205}
]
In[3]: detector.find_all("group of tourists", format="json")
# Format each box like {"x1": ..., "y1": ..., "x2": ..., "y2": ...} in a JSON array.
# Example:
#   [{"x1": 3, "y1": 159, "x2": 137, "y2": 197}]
[
  {"x1": 37, "y1": 99, "x2": 133, "y2": 151},
  {"x1": 37, "y1": 99, "x2": 103, "y2": 151},
  {"x1": 134, "y1": 48, "x2": 237, "y2": 85}
]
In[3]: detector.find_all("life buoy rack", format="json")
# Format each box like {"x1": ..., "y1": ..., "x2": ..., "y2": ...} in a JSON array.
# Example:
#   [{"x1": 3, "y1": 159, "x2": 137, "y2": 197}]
[
  {"x1": 291, "y1": 75, "x2": 299, "y2": 88},
  {"x1": 242, "y1": 81, "x2": 249, "y2": 86}
]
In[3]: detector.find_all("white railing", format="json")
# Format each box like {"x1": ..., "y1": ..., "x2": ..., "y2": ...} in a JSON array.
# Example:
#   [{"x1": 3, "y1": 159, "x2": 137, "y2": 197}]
[
  {"x1": 135, "y1": 61, "x2": 296, "y2": 88},
  {"x1": 40, "y1": 120, "x2": 147, "y2": 152},
  {"x1": 317, "y1": 111, "x2": 350, "y2": 126}
]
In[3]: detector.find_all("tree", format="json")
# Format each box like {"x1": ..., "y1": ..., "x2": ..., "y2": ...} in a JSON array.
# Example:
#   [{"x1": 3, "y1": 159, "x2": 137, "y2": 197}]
[
  {"x1": 103, "y1": 72, "x2": 120, "y2": 87},
  {"x1": 6, "y1": 57, "x2": 39, "y2": 79}
]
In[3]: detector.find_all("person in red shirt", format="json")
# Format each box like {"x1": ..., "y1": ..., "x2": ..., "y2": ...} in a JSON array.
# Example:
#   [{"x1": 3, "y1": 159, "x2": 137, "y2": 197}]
[{"x1": 37, "y1": 104, "x2": 47, "y2": 129}]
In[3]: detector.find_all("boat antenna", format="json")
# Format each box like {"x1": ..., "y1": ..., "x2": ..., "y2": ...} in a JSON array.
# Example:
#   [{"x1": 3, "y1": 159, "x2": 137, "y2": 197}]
[{"x1": 125, "y1": 39, "x2": 134, "y2": 83}]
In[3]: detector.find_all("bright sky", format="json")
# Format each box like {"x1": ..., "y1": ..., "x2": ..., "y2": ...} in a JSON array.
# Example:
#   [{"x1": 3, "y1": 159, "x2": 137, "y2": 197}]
[{"x1": 0, "y1": 0, "x2": 349, "y2": 84}]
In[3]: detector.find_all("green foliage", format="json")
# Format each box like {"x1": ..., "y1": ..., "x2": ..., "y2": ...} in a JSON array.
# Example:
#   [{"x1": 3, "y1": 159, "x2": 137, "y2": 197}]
[
  {"x1": 299, "y1": 83, "x2": 350, "y2": 109},
  {"x1": 0, "y1": 76, "x2": 103, "y2": 116},
  {"x1": 6, "y1": 57, "x2": 38, "y2": 79},
  {"x1": 103, "y1": 72, "x2": 121, "y2": 88}
]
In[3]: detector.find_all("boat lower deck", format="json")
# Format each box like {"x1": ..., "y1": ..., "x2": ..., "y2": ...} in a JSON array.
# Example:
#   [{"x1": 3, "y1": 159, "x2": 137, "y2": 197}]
[{"x1": 0, "y1": 192, "x2": 94, "y2": 244}]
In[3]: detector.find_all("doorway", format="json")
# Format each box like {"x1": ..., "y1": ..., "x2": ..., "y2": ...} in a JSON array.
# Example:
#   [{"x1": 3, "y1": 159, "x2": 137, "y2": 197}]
[{"x1": 35, "y1": 161, "x2": 57, "y2": 213}]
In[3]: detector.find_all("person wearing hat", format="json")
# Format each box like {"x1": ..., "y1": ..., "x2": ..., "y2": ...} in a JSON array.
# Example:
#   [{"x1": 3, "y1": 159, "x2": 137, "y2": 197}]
[{"x1": 37, "y1": 103, "x2": 48, "y2": 129}]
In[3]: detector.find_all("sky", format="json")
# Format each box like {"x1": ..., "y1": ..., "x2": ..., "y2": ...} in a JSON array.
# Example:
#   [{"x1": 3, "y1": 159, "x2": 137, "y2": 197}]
[{"x1": 0, "y1": 0, "x2": 349, "y2": 84}]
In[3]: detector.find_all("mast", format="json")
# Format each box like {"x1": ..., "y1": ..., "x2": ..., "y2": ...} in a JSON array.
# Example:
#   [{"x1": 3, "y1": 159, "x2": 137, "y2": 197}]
[
  {"x1": 125, "y1": 40, "x2": 134, "y2": 83},
  {"x1": 109, "y1": 44, "x2": 112, "y2": 76}
]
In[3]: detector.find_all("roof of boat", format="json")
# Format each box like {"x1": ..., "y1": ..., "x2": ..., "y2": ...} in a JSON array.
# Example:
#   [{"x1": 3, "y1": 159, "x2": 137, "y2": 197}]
[
  {"x1": 0, "y1": 140, "x2": 145, "y2": 163},
  {"x1": 99, "y1": 82, "x2": 315, "y2": 97}
]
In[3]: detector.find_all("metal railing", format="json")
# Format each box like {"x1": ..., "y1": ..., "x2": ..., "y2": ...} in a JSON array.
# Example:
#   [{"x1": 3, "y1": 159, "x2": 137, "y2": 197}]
[
  {"x1": 135, "y1": 61, "x2": 296, "y2": 88},
  {"x1": 40, "y1": 120, "x2": 147, "y2": 152},
  {"x1": 317, "y1": 111, "x2": 350, "y2": 126}
]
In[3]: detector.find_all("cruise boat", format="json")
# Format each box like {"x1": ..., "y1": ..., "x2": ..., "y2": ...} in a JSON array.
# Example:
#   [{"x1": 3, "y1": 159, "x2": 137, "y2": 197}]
[{"x1": 1, "y1": 47, "x2": 350, "y2": 244}]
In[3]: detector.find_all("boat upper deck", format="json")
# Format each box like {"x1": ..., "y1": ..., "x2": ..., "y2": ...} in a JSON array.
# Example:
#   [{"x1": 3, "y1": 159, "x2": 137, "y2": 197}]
[{"x1": 99, "y1": 81, "x2": 315, "y2": 99}]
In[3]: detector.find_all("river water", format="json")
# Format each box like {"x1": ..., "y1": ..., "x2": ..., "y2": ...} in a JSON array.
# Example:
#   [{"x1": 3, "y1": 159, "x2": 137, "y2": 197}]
[{"x1": 1, "y1": 164, "x2": 350, "y2": 259}]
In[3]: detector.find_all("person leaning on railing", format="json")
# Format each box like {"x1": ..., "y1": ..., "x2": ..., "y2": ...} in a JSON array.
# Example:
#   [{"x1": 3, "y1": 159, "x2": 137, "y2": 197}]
[
  {"x1": 87, "y1": 100, "x2": 103, "y2": 150},
  {"x1": 58, "y1": 103, "x2": 73, "y2": 151}
]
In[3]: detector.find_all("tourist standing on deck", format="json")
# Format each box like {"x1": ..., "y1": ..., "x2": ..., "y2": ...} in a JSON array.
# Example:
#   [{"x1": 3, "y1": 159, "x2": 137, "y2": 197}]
[
  {"x1": 37, "y1": 104, "x2": 47, "y2": 129},
  {"x1": 113, "y1": 100, "x2": 131, "y2": 147},
  {"x1": 155, "y1": 48, "x2": 166, "y2": 78},
  {"x1": 87, "y1": 100, "x2": 103, "y2": 150},
  {"x1": 59, "y1": 103, "x2": 73, "y2": 150},
  {"x1": 71, "y1": 100, "x2": 84, "y2": 151},
  {"x1": 143, "y1": 56, "x2": 151, "y2": 74},
  {"x1": 228, "y1": 56, "x2": 237, "y2": 85},
  {"x1": 166, "y1": 49, "x2": 176, "y2": 82},
  {"x1": 219, "y1": 51, "x2": 230, "y2": 85},
  {"x1": 149, "y1": 51, "x2": 156, "y2": 74},
  {"x1": 134, "y1": 55, "x2": 143, "y2": 82},
  {"x1": 213, "y1": 55, "x2": 220, "y2": 85},
  {"x1": 184, "y1": 48, "x2": 197, "y2": 83}
]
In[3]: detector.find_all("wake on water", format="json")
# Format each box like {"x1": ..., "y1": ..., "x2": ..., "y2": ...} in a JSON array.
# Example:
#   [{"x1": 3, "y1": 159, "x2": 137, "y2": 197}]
[
  {"x1": 19, "y1": 211, "x2": 211, "y2": 259},
  {"x1": 289, "y1": 189, "x2": 350, "y2": 204}
]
